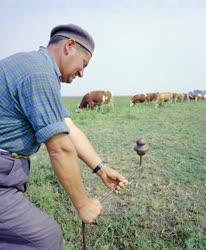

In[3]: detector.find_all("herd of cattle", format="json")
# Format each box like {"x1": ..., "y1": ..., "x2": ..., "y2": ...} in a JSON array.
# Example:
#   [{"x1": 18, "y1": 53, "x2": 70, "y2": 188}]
[
  {"x1": 130, "y1": 92, "x2": 206, "y2": 107},
  {"x1": 75, "y1": 90, "x2": 206, "y2": 112}
]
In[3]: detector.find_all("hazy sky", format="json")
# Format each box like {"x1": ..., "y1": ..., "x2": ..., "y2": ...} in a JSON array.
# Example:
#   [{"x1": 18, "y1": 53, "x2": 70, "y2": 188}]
[{"x1": 1, "y1": 0, "x2": 206, "y2": 96}]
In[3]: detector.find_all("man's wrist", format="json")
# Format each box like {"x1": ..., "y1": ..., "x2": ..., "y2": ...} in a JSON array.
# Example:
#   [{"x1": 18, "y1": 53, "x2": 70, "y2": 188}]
[{"x1": 92, "y1": 160, "x2": 106, "y2": 174}]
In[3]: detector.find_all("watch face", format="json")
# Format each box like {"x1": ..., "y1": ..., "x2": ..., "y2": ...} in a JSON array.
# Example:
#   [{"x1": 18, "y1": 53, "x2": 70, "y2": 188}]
[{"x1": 93, "y1": 160, "x2": 106, "y2": 173}]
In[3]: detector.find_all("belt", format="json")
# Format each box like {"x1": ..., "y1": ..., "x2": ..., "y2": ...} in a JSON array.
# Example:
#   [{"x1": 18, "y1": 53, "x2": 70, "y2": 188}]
[{"x1": 0, "y1": 149, "x2": 30, "y2": 159}]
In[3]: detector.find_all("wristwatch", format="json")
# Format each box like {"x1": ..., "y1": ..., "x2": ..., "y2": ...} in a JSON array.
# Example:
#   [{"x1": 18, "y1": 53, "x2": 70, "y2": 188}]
[{"x1": 92, "y1": 160, "x2": 106, "y2": 174}]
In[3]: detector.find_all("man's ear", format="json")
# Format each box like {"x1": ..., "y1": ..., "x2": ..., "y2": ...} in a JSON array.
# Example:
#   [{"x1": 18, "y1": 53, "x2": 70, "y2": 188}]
[{"x1": 65, "y1": 39, "x2": 76, "y2": 55}]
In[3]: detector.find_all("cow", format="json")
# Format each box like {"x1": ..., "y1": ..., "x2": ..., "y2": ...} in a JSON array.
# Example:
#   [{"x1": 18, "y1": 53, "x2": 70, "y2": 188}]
[
  {"x1": 155, "y1": 92, "x2": 173, "y2": 107},
  {"x1": 188, "y1": 94, "x2": 202, "y2": 101},
  {"x1": 183, "y1": 93, "x2": 189, "y2": 101},
  {"x1": 202, "y1": 94, "x2": 206, "y2": 100},
  {"x1": 197, "y1": 93, "x2": 204, "y2": 100},
  {"x1": 172, "y1": 93, "x2": 185, "y2": 103},
  {"x1": 129, "y1": 94, "x2": 148, "y2": 106},
  {"x1": 76, "y1": 90, "x2": 113, "y2": 112},
  {"x1": 147, "y1": 92, "x2": 159, "y2": 102},
  {"x1": 188, "y1": 94, "x2": 196, "y2": 101}
]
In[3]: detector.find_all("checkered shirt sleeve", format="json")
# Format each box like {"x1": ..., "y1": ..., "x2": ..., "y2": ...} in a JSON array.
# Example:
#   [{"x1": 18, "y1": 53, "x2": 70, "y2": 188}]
[{"x1": 17, "y1": 72, "x2": 69, "y2": 143}]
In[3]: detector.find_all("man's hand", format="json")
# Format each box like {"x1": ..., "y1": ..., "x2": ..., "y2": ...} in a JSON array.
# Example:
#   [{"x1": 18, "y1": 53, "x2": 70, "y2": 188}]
[
  {"x1": 96, "y1": 166, "x2": 128, "y2": 191},
  {"x1": 78, "y1": 198, "x2": 102, "y2": 224}
]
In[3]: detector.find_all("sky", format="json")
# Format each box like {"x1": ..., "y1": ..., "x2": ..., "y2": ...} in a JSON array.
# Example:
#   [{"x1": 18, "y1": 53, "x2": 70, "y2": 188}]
[{"x1": 1, "y1": 0, "x2": 206, "y2": 96}]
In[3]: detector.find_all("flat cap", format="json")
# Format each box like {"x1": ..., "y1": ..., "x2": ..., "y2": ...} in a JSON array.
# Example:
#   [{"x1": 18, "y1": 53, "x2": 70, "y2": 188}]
[{"x1": 50, "y1": 24, "x2": 95, "y2": 55}]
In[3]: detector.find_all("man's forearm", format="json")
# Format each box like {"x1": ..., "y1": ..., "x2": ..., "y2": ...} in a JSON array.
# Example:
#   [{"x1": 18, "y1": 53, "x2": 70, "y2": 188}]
[
  {"x1": 45, "y1": 134, "x2": 88, "y2": 210},
  {"x1": 64, "y1": 118, "x2": 128, "y2": 193},
  {"x1": 65, "y1": 117, "x2": 102, "y2": 169}
]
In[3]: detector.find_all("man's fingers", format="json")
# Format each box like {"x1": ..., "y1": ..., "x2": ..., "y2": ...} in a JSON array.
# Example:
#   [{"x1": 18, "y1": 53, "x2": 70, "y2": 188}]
[
  {"x1": 114, "y1": 173, "x2": 128, "y2": 186},
  {"x1": 114, "y1": 179, "x2": 128, "y2": 191},
  {"x1": 116, "y1": 177, "x2": 128, "y2": 186}
]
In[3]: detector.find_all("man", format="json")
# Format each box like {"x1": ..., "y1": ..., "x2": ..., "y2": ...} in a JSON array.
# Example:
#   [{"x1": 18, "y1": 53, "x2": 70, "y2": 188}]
[{"x1": 0, "y1": 24, "x2": 128, "y2": 249}]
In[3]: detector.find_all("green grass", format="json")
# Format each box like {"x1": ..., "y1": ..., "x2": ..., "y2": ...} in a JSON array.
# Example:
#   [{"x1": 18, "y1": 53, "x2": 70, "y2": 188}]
[{"x1": 27, "y1": 97, "x2": 206, "y2": 249}]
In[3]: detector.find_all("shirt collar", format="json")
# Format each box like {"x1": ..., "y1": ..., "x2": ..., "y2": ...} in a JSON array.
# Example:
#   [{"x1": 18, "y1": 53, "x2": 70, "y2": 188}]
[{"x1": 38, "y1": 46, "x2": 62, "y2": 81}]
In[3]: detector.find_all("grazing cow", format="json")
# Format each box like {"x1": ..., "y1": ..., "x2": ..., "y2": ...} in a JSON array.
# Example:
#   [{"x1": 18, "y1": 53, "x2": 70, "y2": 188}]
[
  {"x1": 172, "y1": 93, "x2": 184, "y2": 103},
  {"x1": 130, "y1": 94, "x2": 148, "y2": 106},
  {"x1": 147, "y1": 92, "x2": 159, "y2": 102},
  {"x1": 172, "y1": 92, "x2": 178, "y2": 103},
  {"x1": 202, "y1": 94, "x2": 206, "y2": 100},
  {"x1": 183, "y1": 93, "x2": 189, "y2": 101},
  {"x1": 188, "y1": 94, "x2": 196, "y2": 101},
  {"x1": 76, "y1": 90, "x2": 113, "y2": 111},
  {"x1": 155, "y1": 92, "x2": 173, "y2": 107},
  {"x1": 197, "y1": 93, "x2": 204, "y2": 100},
  {"x1": 188, "y1": 94, "x2": 202, "y2": 101}
]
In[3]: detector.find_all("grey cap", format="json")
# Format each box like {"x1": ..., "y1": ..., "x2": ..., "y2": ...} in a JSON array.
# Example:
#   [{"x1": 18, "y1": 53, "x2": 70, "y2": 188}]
[{"x1": 50, "y1": 24, "x2": 95, "y2": 55}]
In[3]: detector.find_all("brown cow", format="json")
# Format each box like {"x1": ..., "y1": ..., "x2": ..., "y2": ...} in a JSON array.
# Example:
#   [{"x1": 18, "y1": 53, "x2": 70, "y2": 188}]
[
  {"x1": 147, "y1": 92, "x2": 159, "y2": 102},
  {"x1": 130, "y1": 94, "x2": 148, "y2": 106},
  {"x1": 76, "y1": 90, "x2": 113, "y2": 111},
  {"x1": 155, "y1": 92, "x2": 173, "y2": 107},
  {"x1": 172, "y1": 92, "x2": 185, "y2": 103},
  {"x1": 183, "y1": 93, "x2": 189, "y2": 101}
]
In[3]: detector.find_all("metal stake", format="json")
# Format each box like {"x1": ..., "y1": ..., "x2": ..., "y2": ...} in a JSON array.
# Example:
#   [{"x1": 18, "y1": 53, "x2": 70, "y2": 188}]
[
  {"x1": 140, "y1": 155, "x2": 142, "y2": 167},
  {"x1": 81, "y1": 221, "x2": 86, "y2": 250},
  {"x1": 81, "y1": 137, "x2": 149, "y2": 250}
]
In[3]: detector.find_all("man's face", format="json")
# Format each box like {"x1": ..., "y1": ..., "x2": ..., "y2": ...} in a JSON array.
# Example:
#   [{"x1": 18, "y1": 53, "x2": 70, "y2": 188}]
[{"x1": 61, "y1": 42, "x2": 91, "y2": 84}]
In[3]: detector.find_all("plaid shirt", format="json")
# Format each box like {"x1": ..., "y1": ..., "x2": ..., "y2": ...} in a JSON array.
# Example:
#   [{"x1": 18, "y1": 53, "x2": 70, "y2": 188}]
[{"x1": 0, "y1": 47, "x2": 69, "y2": 155}]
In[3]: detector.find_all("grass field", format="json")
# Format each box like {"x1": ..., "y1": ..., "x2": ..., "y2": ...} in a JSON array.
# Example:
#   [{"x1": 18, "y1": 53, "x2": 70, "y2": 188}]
[{"x1": 27, "y1": 97, "x2": 206, "y2": 250}]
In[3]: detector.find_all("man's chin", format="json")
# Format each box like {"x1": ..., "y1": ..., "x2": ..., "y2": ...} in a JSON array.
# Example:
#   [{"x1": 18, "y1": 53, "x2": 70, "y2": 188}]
[
  {"x1": 63, "y1": 78, "x2": 73, "y2": 84},
  {"x1": 67, "y1": 77, "x2": 76, "y2": 83},
  {"x1": 61, "y1": 76, "x2": 74, "y2": 84}
]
